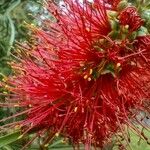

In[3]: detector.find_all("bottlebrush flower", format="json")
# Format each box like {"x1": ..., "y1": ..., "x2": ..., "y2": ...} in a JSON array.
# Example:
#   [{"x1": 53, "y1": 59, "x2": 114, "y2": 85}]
[
  {"x1": 1, "y1": 0, "x2": 150, "y2": 149},
  {"x1": 119, "y1": 6, "x2": 144, "y2": 32}
]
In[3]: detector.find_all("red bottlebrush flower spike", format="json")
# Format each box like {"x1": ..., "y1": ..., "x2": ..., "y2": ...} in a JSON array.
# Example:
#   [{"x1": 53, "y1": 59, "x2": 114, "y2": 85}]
[
  {"x1": 119, "y1": 6, "x2": 144, "y2": 32},
  {"x1": 1, "y1": 0, "x2": 150, "y2": 149}
]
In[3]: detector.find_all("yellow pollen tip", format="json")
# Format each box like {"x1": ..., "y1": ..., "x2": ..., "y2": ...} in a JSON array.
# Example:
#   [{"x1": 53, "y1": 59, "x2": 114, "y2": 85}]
[
  {"x1": 55, "y1": 132, "x2": 59, "y2": 137},
  {"x1": 85, "y1": 27, "x2": 90, "y2": 32},
  {"x1": 84, "y1": 75, "x2": 88, "y2": 80},
  {"x1": 89, "y1": 69, "x2": 93, "y2": 75},
  {"x1": 15, "y1": 125, "x2": 21, "y2": 129},
  {"x1": 44, "y1": 144, "x2": 49, "y2": 147},
  {"x1": 4, "y1": 85, "x2": 8, "y2": 89},
  {"x1": 74, "y1": 107, "x2": 78, "y2": 112},
  {"x1": 17, "y1": 135, "x2": 23, "y2": 139},
  {"x1": 3, "y1": 91, "x2": 8, "y2": 94},
  {"x1": 88, "y1": 77, "x2": 92, "y2": 81},
  {"x1": 2, "y1": 78, "x2": 7, "y2": 82},
  {"x1": 61, "y1": 139, "x2": 68, "y2": 144},
  {"x1": 29, "y1": 104, "x2": 32, "y2": 107},
  {"x1": 116, "y1": 63, "x2": 121, "y2": 68},
  {"x1": 14, "y1": 104, "x2": 20, "y2": 107},
  {"x1": 125, "y1": 25, "x2": 129, "y2": 29}
]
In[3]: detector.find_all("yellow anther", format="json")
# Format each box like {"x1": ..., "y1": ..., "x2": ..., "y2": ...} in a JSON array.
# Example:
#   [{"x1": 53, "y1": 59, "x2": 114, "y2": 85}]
[
  {"x1": 88, "y1": 77, "x2": 92, "y2": 81},
  {"x1": 28, "y1": 13, "x2": 32, "y2": 16},
  {"x1": 4, "y1": 85, "x2": 8, "y2": 89},
  {"x1": 44, "y1": 144, "x2": 49, "y2": 147},
  {"x1": 29, "y1": 104, "x2": 32, "y2": 107},
  {"x1": 74, "y1": 107, "x2": 78, "y2": 112},
  {"x1": 61, "y1": 140, "x2": 67, "y2": 144},
  {"x1": 17, "y1": 134, "x2": 23, "y2": 139},
  {"x1": 14, "y1": 104, "x2": 20, "y2": 107},
  {"x1": 85, "y1": 27, "x2": 90, "y2": 32},
  {"x1": 125, "y1": 25, "x2": 129, "y2": 29},
  {"x1": 116, "y1": 63, "x2": 121, "y2": 68},
  {"x1": 3, "y1": 91, "x2": 8, "y2": 94},
  {"x1": 30, "y1": 23, "x2": 35, "y2": 26},
  {"x1": 55, "y1": 132, "x2": 59, "y2": 137},
  {"x1": 15, "y1": 125, "x2": 21, "y2": 129},
  {"x1": 89, "y1": 69, "x2": 93, "y2": 75},
  {"x1": 23, "y1": 21, "x2": 27, "y2": 24},
  {"x1": 84, "y1": 75, "x2": 88, "y2": 80},
  {"x1": 2, "y1": 78, "x2": 7, "y2": 82}
]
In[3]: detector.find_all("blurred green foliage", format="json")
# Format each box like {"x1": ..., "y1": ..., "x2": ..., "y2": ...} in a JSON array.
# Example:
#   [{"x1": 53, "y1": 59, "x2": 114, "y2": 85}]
[{"x1": 0, "y1": 0, "x2": 46, "y2": 78}]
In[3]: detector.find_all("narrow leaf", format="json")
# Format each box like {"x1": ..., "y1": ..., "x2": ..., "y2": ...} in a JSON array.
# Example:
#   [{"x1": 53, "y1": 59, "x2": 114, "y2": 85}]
[{"x1": 0, "y1": 131, "x2": 20, "y2": 148}]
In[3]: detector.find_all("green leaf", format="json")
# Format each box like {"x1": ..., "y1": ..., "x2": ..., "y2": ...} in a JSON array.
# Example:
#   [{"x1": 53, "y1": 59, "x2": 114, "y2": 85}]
[
  {"x1": 0, "y1": 131, "x2": 20, "y2": 148},
  {"x1": 113, "y1": 125, "x2": 150, "y2": 150},
  {"x1": 1, "y1": 145, "x2": 13, "y2": 150}
]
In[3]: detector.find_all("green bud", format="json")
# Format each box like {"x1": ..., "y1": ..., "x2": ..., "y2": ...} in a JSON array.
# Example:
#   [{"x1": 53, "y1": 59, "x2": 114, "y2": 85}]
[
  {"x1": 117, "y1": 0, "x2": 128, "y2": 11},
  {"x1": 137, "y1": 26, "x2": 149, "y2": 36},
  {"x1": 146, "y1": 20, "x2": 150, "y2": 32},
  {"x1": 107, "y1": 10, "x2": 118, "y2": 19},
  {"x1": 130, "y1": 31, "x2": 137, "y2": 40},
  {"x1": 141, "y1": 9, "x2": 150, "y2": 21},
  {"x1": 141, "y1": 0, "x2": 150, "y2": 7},
  {"x1": 109, "y1": 19, "x2": 119, "y2": 30},
  {"x1": 109, "y1": 31, "x2": 119, "y2": 40}
]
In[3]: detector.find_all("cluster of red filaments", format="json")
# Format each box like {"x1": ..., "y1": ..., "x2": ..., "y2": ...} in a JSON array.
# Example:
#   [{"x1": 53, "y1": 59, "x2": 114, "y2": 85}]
[
  {"x1": 119, "y1": 6, "x2": 144, "y2": 31},
  {"x1": 1, "y1": 0, "x2": 150, "y2": 149}
]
